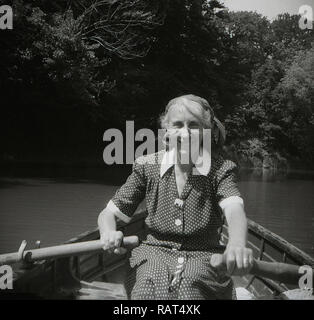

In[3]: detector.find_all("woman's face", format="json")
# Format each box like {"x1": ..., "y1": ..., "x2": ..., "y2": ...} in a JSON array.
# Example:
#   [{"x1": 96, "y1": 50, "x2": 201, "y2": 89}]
[{"x1": 166, "y1": 100, "x2": 205, "y2": 164}]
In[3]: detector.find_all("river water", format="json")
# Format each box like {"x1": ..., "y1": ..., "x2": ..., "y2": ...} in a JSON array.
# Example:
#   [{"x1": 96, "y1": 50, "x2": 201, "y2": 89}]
[{"x1": 0, "y1": 167, "x2": 313, "y2": 257}]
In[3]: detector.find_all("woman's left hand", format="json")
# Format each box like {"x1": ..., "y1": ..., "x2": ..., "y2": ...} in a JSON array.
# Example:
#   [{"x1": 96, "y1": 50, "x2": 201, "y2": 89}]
[{"x1": 224, "y1": 244, "x2": 254, "y2": 276}]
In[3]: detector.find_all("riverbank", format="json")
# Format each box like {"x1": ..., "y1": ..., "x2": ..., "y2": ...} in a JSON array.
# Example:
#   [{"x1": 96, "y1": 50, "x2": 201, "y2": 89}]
[
  {"x1": 2, "y1": 152, "x2": 314, "y2": 174},
  {"x1": 0, "y1": 157, "x2": 132, "y2": 186}
]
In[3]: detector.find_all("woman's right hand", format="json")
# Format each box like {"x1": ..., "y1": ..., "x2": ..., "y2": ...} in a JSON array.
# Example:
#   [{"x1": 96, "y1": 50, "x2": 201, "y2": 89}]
[{"x1": 100, "y1": 230, "x2": 127, "y2": 255}]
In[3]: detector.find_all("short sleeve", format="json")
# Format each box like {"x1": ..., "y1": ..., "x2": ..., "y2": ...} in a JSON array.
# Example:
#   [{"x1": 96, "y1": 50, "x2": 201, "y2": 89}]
[
  {"x1": 216, "y1": 160, "x2": 243, "y2": 211},
  {"x1": 107, "y1": 159, "x2": 147, "y2": 223}
]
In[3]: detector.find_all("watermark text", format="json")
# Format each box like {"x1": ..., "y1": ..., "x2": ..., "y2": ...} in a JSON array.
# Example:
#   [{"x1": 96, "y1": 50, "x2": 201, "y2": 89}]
[
  {"x1": 0, "y1": 265, "x2": 13, "y2": 290},
  {"x1": 0, "y1": 5, "x2": 13, "y2": 30},
  {"x1": 298, "y1": 265, "x2": 313, "y2": 290},
  {"x1": 299, "y1": 5, "x2": 313, "y2": 30},
  {"x1": 103, "y1": 121, "x2": 211, "y2": 175}
]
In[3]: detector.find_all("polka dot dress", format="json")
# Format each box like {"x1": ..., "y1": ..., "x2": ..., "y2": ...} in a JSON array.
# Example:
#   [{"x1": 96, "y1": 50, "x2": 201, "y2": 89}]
[{"x1": 111, "y1": 150, "x2": 241, "y2": 300}]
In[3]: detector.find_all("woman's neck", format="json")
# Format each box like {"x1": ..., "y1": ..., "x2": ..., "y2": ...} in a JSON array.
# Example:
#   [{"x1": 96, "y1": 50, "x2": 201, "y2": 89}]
[
  {"x1": 175, "y1": 148, "x2": 201, "y2": 174},
  {"x1": 176, "y1": 162, "x2": 193, "y2": 174}
]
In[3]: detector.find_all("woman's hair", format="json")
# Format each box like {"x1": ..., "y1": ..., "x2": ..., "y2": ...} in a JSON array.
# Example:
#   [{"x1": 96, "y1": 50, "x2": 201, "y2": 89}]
[
  {"x1": 159, "y1": 94, "x2": 225, "y2": 149},
  {"x1": 159, "y1": 94, "x2": 214, "y2": 130}
]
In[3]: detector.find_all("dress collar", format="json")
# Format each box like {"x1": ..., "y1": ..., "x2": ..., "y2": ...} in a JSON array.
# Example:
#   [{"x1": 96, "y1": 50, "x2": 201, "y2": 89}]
[{"x1": 160, "y1": 147, "x2": 211, "y2": 178}]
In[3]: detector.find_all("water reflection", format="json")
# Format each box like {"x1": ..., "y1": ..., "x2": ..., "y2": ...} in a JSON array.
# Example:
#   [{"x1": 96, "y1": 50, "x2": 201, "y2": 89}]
[
  {"x1": 238, "y1": 168, "x2": 314, "y2": 257},
  {"x1": 0, "y1": 166, "x2": 313, "y2": 257},
  {"x1": 239, "y1": 168, "x2": 288, "y2": 182},
  {"x1": 239, "y1": 167, "x2": 314, "y2": 182}
]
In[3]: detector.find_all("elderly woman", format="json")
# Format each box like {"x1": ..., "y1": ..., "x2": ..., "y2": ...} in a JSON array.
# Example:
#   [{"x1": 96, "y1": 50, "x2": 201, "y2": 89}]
[{"x1": 98, "y1": 94, "x2": 253, "y2": 299}]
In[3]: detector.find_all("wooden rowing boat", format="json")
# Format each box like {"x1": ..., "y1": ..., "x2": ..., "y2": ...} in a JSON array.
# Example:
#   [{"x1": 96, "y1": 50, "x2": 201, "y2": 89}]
[{"x1": 1, "y1": 210, "x2": 314, "y2": 300}]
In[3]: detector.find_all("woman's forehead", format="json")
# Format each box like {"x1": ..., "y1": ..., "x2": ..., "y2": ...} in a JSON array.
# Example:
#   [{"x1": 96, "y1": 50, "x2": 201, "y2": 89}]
[{"x1": 168, "y1": 100, "x2": 203, "y2": 122}]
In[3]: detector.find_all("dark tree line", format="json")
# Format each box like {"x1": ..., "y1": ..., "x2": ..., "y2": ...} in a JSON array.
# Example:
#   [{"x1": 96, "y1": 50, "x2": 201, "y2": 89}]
[{"x1": 1, "y1": 0, "x2": 313, "y2": 168}]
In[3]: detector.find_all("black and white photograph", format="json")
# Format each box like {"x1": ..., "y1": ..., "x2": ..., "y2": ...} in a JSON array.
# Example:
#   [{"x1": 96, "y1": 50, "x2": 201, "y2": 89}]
[{"x1": 0, "y1": 0, "x2": 313, "y2": 305}]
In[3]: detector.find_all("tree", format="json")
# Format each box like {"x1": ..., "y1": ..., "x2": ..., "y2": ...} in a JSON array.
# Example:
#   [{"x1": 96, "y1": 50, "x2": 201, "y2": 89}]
[
  {"x1": 2, "y1": 2, "x2": 314, "y2": 166},
  {"x1": 276, "y1": 46, "x2": 314, "y2": 159},
  {"x1": 0, "y1": 0, "x2": 166, "y2": 160},
  {"x1": 224, "y1": 11, "x2": 314, "y2": 166}
]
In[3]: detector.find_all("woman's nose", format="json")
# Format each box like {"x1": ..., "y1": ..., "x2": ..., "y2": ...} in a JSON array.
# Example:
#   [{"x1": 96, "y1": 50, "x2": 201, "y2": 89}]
[{"x1": 178, "y1": 126, "x2": 190, "y2": 139}]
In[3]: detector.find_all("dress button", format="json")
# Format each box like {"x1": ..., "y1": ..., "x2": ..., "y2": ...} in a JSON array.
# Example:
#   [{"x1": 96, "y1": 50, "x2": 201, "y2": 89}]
[
  {"x1": 178, "y1": 257, "x2": 184, "y2": 264},
  {"x1": 175, "y1": 219, "x2": 182, "y2": 226}
]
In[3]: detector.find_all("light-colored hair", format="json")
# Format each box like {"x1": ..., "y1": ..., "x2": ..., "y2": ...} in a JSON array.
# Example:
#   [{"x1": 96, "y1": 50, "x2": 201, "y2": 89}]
[{"x1": 159, "y1": 94, "x2": 214, "y2": 129}]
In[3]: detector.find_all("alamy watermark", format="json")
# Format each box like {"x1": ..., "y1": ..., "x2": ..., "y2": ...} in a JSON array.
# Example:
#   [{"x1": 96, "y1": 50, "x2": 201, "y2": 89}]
[
  {"x1": 1, "y1": 4, "x2": 313, "y2": 31},
  {"x1": 0, "y1": 262, "x2": 312, "y2": 292},
  {"x1": 298, "y1": 265, "x2": 313, "y2": 290},
  {"x1": 103, "y1": 121, "x2": 212, "y2": 175},
  {"x1": 0, "y1": 5, "x2": 13, "y2": 30},
  {"x1": 299, "y1": 5, "x2": 313, "y2": 30},
  {"x1": 0, "y1": 265, "x2": 13, "y2": 290}
]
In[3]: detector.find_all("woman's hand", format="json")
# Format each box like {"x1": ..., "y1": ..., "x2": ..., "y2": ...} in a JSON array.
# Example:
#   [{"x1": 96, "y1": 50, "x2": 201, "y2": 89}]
[
  {"x1": 224, "y1": 244, "x2": 254, "y2": 276},
  {"x1": 223, "y1": 203, "x2": 253, "y2": 276},
  {"x1": 100, "y1": 230, "x2": 127, "y2": 255}
]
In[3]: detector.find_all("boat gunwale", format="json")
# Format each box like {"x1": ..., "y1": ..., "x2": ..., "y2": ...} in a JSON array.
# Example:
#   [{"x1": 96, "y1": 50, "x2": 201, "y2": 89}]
[
  {"x1": 246, "y1": 218, "x2": 314, "y2": 267},
  {"x1": 8, "y1": 210, "x2": 313, "y2": 299}
]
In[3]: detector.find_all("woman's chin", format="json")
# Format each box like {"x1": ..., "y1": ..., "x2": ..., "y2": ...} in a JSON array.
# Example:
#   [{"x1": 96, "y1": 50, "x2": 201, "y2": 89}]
[{"x1": 177, "y1": 150, "x2": 192, "y2": 164}]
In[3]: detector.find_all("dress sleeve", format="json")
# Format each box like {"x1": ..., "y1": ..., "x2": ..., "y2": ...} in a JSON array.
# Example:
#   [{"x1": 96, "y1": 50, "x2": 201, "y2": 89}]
[
  {"x1": 216, "y1": 160, "x2": 244, "y2": 211},
  {"x1": 106, "y1": 159, "x2": 147, "y2": 223}
]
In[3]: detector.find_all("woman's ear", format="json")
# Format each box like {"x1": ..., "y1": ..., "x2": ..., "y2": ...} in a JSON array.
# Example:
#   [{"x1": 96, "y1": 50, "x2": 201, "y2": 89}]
[
  {"x1": 213, "y1": 117, "x2": 226, "y2": 146},
  {"x1": 213, "y1": 125, "x2": 220, "y2": 145},
  {"x1": 162, "y1": 129, "x2": 170, "y2": 151}
]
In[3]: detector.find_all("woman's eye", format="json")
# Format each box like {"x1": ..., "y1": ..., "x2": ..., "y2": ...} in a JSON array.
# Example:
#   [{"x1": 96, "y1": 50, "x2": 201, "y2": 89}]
[
  {"x1": 169, "y1": 122, "x2": 200, "y2": 129},
  {"x1": 189, "y1": 123, "x2": 200, "y2": 129},
  {"x1": 171, "y1": 122, "x2": 183, "y2": 128}
]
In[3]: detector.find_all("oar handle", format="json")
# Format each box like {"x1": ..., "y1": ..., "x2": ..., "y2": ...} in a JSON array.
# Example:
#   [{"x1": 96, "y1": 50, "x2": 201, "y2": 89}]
[
  {"x1": 0, "y1": 236, "x2": 139, "y2": 266},
  {"x1": 210, "y1": 253, "x2": 311, "y2": 285}
]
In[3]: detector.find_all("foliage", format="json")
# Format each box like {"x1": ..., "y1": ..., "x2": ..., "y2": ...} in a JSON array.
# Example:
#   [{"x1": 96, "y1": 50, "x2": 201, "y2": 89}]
[
  {"x1": 1, "y1": 1, "x2": 314, "y2": 166},
  {"x1": 224, "y1": 12, "x2": 314, "y2": 167}
]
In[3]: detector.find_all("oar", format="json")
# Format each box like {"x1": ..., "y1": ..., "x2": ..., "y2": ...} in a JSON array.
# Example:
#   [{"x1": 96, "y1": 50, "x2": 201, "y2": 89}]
[
  {"x1": 210, "y1": 253, "x2": 313, "y2": 286},
  {"x1": 0, "y1": 236, "x2": 139, "y2": 266}
]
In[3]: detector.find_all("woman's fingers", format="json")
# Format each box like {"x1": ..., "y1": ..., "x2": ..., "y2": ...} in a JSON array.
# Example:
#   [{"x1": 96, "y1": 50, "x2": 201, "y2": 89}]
[
  {"x1": 100, "y1": 231, "x2": 124, "y2": 254},
  {"x1": 225, "y1": 247, "x2": 254, "y2": 276},
  {"x1": 100, "y1": 234, "x2": 109, "y2": 249},
  {"x1": 249, "y1": 249, "x2": 254, "y2": 266},
  {"x1": 114, "y1": 247, "x2": 127, "y2": 255},
  {"x1": 238, "y1": 248, "x2": 254, "y2": 275},
  {"x1": 243, "y1": 250, "x2": 249, "y2": 268},
  {"x1": 108, "y1": 232, "x2": 116, "y2": 247},
  {"x1": 114, "y1": 231, "x2": 123, "y2": 247},
  {"x1": 235, "y1": 247, "x2": 243, "y2": 270},
  {"x1": 246, "y1": 248, "x2": 254, "y2": 271},
  {"x1": 226, "y1": 250, "x2": 236, "y2": 275}
]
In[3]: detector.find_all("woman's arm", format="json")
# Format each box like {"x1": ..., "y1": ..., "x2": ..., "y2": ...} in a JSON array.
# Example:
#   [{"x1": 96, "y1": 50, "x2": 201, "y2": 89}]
[
  {"x1": 98, "y1": 207, "x2": 118, "y2": 235},
  {"x1": 98, "y1": 208, "x2": 125, "y2": 254},
  {"x1": 223, "y1": 203, "x2": 254, "y2": 275},
  {"x1": 97, "y1": 157, "x2": 147, "y2": 254},
  {"x1": 224, "y1": 203, "x2": 247, "y2": 246}
]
